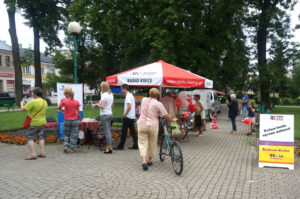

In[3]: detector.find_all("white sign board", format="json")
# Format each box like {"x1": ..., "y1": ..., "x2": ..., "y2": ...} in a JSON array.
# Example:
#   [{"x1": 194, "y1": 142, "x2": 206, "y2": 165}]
[
  {"x1": 259, "y1": 114, "x2": 294, "y2": 170},
  {"x1": 57, "y1": 83, "x2": 83, "y2": 111}
]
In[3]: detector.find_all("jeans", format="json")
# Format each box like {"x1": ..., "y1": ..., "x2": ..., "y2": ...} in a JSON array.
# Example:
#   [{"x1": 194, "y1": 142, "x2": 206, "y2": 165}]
[
  {"x1": 100, "y1": 114, "x2": 113, "y2": 145},
  {"x1": 243, "y1": 105, "x2": 247, "y2": 119},
  {"x1": 230, "y1": 117, "x2": 237, "y2": 131},
  {"x1": 63, "y1": 119, "x2": 79, "y2": 150},
  {"x1": 118, "y1": 117, "x2": 138, "y2": 148}
]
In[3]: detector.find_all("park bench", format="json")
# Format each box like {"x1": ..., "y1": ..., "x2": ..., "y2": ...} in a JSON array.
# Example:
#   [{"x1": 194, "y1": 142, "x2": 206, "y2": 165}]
[{"x1": 0, "y1": 99, "x2": 15, "y2": 112}]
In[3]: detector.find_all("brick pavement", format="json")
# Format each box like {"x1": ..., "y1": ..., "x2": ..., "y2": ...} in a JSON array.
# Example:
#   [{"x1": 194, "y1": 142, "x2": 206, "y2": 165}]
[{"x1": 0, "y1": 106, "x2": 299, "y2": 199}]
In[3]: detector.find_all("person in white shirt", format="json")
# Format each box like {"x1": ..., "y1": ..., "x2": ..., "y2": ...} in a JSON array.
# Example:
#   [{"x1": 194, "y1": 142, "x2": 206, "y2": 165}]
[
  {"x1": 114, "y1": 84, "x2": 138, "y2": 150},
  {"x1": 96, "y1": 81, "x2": 114, "y2": 154}
]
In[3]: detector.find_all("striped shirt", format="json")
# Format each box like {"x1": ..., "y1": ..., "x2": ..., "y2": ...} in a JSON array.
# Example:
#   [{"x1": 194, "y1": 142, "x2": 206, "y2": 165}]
[{"x1": 137, "y1": 97, "x2": 168, "y2": 127}]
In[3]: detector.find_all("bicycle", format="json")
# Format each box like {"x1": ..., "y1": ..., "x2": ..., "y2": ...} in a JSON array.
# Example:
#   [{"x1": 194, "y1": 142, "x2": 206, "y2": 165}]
[{"x1": 159, "y1": 119, "x2": 183, "y2": 175}]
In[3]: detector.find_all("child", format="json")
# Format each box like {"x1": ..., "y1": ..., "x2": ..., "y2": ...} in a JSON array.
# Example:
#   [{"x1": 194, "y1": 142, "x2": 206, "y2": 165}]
[
  {"x1": 210, "y1": 112, "x2": 218, "y2": 129},
  {"x1": 58, "y1": 87, "x2": 81, "y2": 153}
]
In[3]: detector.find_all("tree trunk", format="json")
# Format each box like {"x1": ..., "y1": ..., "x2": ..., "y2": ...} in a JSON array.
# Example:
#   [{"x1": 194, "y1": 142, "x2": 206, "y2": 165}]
[
  {"x1": 7, "y1": 8, "x2": 23, "y2": 107},
  {"x1": 33, "y1": 27, "x2": 42, "y2": 88},
  {"x1": 257, "y1": 0, "x2": 271, "y2": 109}
]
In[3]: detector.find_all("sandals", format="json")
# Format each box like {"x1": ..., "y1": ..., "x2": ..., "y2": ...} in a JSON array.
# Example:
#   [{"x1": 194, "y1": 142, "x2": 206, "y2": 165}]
[
  {"x1": 25, "y1": 155, "x2": 37, "y2": 160},
  {"x1": 37, "y1": 154, "x2": 46, "y2": 158}
]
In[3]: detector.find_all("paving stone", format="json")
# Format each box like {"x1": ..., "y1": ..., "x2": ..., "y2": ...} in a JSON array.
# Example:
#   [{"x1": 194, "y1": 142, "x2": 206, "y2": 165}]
[{"x1": 0, "y1": 105, "x2": 299, "y2": 199}]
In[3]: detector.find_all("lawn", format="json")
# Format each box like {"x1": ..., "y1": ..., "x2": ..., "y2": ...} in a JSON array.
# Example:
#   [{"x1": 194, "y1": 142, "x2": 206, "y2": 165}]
[
  {"x1": 272, "y1": 106, "x2": 300, "y2": 139},
  {"x1": 0, "y1": 103, "x2": 124, "y2": 131}
]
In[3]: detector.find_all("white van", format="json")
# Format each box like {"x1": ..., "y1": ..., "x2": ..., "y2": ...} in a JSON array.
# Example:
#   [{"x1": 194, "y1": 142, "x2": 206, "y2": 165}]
[{"x1": 185, "y1": 89, "x2": 221, "y2": 119}]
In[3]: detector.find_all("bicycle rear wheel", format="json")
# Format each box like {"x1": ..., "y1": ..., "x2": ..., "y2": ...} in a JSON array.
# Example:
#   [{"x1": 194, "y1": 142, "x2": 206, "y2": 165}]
[
  {"x1": 171, "y1": 141, "x2": 183, "y2": 175},
  {"x1": 159, "y1": 135, "x2": 168, "y2": 161}
]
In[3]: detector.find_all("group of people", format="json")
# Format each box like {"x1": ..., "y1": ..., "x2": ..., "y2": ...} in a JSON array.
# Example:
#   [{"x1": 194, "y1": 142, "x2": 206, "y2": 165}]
[
  {"x1": 227, "y1": 90, "x2": 256, "y2": 135},
  {"x1": 20, "y1": 84, "x2": 255, "y2": 171}
]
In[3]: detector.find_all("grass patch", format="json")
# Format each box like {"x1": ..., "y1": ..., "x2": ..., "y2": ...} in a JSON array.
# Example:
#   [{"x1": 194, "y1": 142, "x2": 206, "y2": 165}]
[
  {"x1": 0, "y1": 103, "x2": 124, "y2": 131},
  {"x1": 272, "y1": 106, "x2": 300, "y2": 139}
]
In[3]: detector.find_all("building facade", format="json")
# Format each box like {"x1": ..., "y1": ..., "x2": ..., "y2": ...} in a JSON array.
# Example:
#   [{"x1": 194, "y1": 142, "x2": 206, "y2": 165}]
[
  {"x1": 0, "y1": 41, "x2": 15, "y2": 92},
  {"x1": 0, "y1": 40, "x2": 58, "y2": 94}
]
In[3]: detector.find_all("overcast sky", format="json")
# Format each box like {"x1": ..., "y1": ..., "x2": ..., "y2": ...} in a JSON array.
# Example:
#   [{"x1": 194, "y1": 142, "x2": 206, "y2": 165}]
[{"x1": 0, "y1": 1, "x2": 299, "y2": 53}]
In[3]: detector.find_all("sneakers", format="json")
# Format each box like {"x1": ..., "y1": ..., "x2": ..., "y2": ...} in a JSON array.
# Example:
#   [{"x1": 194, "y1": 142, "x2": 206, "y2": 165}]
[{"x1": 113, "y1": 146, "x2": 124, "y2": 150}]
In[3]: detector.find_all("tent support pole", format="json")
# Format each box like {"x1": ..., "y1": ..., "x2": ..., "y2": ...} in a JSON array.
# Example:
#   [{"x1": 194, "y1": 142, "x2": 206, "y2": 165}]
[{"x1": 159, "y1": 85, "x2": 163, "y2": 100}]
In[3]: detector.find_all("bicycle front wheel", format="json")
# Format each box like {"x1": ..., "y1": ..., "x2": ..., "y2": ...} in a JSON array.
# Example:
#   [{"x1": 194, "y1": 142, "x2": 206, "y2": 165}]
[
  {"x1": 171, "y1": 141, "x2": 183, "y2": 175},
  {"x1": 159, "y1": 135, "x2": 168, "y2": 161}
]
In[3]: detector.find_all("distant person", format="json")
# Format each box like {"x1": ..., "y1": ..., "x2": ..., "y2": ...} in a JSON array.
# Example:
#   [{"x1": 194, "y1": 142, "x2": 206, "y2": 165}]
[
  {"x1": 193, "y1": 94, "x2": 204, "y2": 137},
  {"x1": 241, "y1": 90, "x2": 249, "y2": 121},
  {"x1": 58, "y1": 87, "x2": 81, "y2": 153},
  {"x1": 210, "y1": 112, "x2": 218, "y2": 128},
  {"x1": 95, "y1": 81, "x2": 114, "y2": 154},
  {"x1": 227, "y1": 90, "x2": 234, "y2": 121},
  {"x1": 247, "y1": 101, "x2": 256, "y2": 135},
  {"x1": 171, "y1": 91, "x2": 177, "y2": 99},
  {"x1": 21, "y1": 87, "x2": 48, "y2": 160},
  {"x1": 114, "y1": 84, "x2": 138, "y2": 150},
  {"x1": 138, "y1": 88, "x2": 177, "y2": 171},
  {"x1": 161, "y1": 92, "x2": 177, "y2": 118},
  {"x1": 228, "y1": 94, "x2": 238, "y2": 135}
]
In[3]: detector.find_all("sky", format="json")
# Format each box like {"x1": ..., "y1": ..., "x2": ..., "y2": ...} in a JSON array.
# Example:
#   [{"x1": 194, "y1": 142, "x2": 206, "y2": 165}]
[{"x1": 0, "y1": 1, "x2": 299, "y2": 53}]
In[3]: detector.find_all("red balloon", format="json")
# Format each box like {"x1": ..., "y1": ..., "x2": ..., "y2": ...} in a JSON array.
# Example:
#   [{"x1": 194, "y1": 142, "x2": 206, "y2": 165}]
[
  {"x1": 186, "y1": 98, "x2": 192, "y2": 104},
  {"x1": 244, "y1": 117, "x2": 250, "y2": 124},
  {"x1": 175, "y1": 99, "x2": 182, "y2": 108},
  {"x1": 212, "y1": 125, "x2": 218, "y2": 129},
  {"x1": 182, "y1": 111, "x2": 189, "y2": 118},
  {"x1": 188, "y1": 104, "x2": 197, "y2": 112}
]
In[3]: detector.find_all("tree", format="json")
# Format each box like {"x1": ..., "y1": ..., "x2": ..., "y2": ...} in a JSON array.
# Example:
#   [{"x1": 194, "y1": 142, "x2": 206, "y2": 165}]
[
  {"x1": 247, "y1": 0, "x2": 298, "y2": 108},
  {"x1": 5, "y1": 0, "x2": 23, "y2": 106},
  {"x1": 68, "y1": 0, "x2": 249, "y2": 91},
  {"x1": 17, "y1": 0, "x2": 63, "y2": 88}
]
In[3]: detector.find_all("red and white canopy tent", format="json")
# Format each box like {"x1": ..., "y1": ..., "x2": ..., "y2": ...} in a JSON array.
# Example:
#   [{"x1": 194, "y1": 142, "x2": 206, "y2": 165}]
[{"x1": 106, "y1": 60, "x2": 213, "y2": 88}]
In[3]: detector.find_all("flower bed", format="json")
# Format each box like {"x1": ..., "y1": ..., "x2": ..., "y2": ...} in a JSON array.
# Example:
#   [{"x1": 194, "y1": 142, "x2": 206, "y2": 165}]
[{"x1": 0, "y1": 134, "x2": 58, "y2": 145}]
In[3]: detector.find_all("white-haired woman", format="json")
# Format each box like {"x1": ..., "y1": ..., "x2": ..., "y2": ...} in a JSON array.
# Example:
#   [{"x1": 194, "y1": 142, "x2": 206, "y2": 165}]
[{"x1": 227, "y1": 94, "x2": 238, "y2": 135}]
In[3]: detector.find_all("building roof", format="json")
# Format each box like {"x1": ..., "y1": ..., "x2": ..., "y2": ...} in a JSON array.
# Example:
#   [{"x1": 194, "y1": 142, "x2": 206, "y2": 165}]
[
  {"x1": 19, "y1": 48, "x2": 52, "y2": 63},
  {"x1": 0, "y1": 41, "x2": 12, "y2": 51},
  {"x1": 0, "y1": 40, "x2": 52, "y2": 63}
]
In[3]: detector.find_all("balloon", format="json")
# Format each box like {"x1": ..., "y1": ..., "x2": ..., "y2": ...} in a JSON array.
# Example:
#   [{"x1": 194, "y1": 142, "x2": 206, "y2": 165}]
[
  {"x1": 212, "y1": 125, "x2": 218, "y2": 129},
  {"x1": 175, "y1": 99, "x2": 182, "y2": 108},
  {"x1": 188, "y1": 104, "x2": 197, "y2": 112},
  {"x1": 244, "y1": 117, "x2": 250, "y2": 124},
  {"x1": 186, "y1": 98, "x2": 192, "y2": 104},
  {"x1": 182, "y1": 111, "x2": 189, "y2": 118}
]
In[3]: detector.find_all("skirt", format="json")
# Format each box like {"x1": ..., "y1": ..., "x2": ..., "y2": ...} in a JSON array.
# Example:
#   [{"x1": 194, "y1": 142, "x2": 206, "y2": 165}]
[{"x1": 194, "y1": 115, "x2": 202, "y2": 128}]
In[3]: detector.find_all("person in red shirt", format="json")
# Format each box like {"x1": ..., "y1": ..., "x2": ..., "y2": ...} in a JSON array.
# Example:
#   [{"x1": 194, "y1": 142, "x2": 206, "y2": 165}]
[{"x1": 58, "y1": 87, "x2": 81, "y2": 153}]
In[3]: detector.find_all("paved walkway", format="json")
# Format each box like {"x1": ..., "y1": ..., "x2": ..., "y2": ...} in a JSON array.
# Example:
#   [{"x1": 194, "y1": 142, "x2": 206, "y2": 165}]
[{"x1": 0, "y1": 107, "x2": 299, "y2": 199}]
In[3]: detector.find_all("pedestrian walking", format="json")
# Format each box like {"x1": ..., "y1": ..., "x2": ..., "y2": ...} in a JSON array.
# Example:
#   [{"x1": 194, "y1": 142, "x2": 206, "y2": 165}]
[
  {"x1": 95, "y1": 81, "x2": 114, "y2": 154},
  {"x1": 228, "y1": 94, "x2": 239, "y2": 135},
  {"x1": 21, "y1": 87, "x2": 48, "y2": 160},
  {"x1": 137, "y1": 88, "x2": 177, "y2": 171},
  {"x1": 114, "y1": 84, "x2": 138, "y2": 150},
  {"x1": 241, "y1": 90, "x2": 249, "y2": 121},
  {"x1": 58, "y1": 87, "x2": 81, "y2": 153}
]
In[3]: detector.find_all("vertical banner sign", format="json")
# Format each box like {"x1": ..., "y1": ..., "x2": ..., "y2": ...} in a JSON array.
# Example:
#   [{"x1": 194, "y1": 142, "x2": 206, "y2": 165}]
[
  {"x1": 57, "y1": 83, "x2": 83, "y2": 139},
  {"x1": 259, "y1": 114, "x2": 294, "y2": 170}
]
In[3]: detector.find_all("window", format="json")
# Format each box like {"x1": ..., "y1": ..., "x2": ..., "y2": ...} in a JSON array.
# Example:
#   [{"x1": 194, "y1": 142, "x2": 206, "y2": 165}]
[
  {"x1": 24, "y1": 66, "x2": 31, "y2": 74},
  {"x1": 0, "y1": 55, "x2": 2, "y2": 66},
  {"x1": 5, "y1": 56, "x2": 10, "y2": 67},
  {"x1": 41, "y1": 67, "x2": 45, "y2": 75}
]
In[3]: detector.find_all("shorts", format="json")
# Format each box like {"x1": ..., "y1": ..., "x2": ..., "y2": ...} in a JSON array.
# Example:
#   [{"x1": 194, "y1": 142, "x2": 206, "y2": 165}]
[
  {"x1": 194, "y1": 115, "x2": 202, "y2": 128},
  {"x1": 26, "y1": 126, "x2": 44, "y2": 142}
]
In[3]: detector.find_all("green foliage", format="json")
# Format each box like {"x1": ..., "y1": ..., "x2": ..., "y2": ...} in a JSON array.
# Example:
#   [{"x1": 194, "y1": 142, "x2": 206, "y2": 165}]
[
  {"x1": 68, "y1": 0, "x2": 249, "y2": 91},
  {"x1": 17, "y1": 0, "x2": 63, "y2": 53}
]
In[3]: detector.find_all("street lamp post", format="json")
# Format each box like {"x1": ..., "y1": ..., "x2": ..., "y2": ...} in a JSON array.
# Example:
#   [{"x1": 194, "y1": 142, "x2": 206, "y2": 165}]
[{"x1": 68, "y1": 22, "x2": 82, "y2": 83}]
